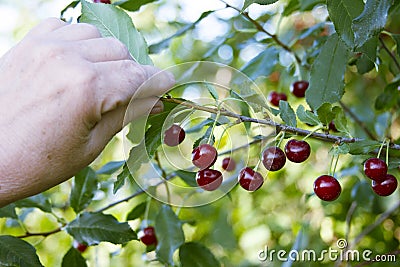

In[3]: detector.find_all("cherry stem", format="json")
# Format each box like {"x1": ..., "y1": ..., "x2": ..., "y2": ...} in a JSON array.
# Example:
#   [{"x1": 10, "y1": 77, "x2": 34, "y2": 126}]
[
  {"x1": 143, "y1": 196, "x2": 152, "y2": 227},
  {"x1": 276, "y1": 131, "x2": 285, "y2": 147},
  {"x1": 386, "y1": 139, "x2": 390, "y2": 165},
  {"x1": 376, "y1": 138, "x2": 387, "y2": 159},
  {"x1": 302, "y1": 127, "x2": 323, "y2": 141},
  {"x1": 207, "y1": 110, "x2": 221, "y2": 145},
  {"x1": 332, "y1": 155, "x2": 340, "y2": 177}
]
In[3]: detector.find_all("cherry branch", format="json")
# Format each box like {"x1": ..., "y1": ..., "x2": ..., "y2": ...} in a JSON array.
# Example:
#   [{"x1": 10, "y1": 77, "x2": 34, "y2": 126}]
[
  {"x1": 379, "y1": 35, "x2": 400, "y2": 72},
  {"x1": 16, "y1": 227, "x2": 62, "y2": 239}
]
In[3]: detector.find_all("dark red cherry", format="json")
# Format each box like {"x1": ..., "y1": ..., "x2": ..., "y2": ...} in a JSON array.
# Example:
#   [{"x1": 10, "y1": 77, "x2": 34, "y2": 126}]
[
  {"x1": 290, "y1": 80, "x2": 309, "y2": 97},
  {"x1": 363, "y1": 158, "x2": 387, "y2": 181},
  {"x1": 164, "y1": 124, "x2": 185, "y2": 146},
  {"x1": 267, "y1": 91, "x2": 287, "y2": 107},
  {"x1": 262, "y1": 146, "x2": 286, "y2": 171},
  {"x1": 196, "y1": 169, "x2": 223, "y2": 191},
  {"x1": 192, "y1": 144, "x2": 218, "y2": 170},
  {"x1": 372, "y1": 174, "x2": 398, "y2": 196},
  {"x1": 313, "y1": 175, "x2": 341, "y2": 201},
  {"x1": 93, "y1": 0, "x2": 111, "y2": 3},
  {"x1": 138, "y1": 226, "x2": 157, "y2": 246},
  {"x1": 222, "y1": 157, "x2": 236, "y2": 171},
  {"x1": 328, "y1": 121, "x2": 338, "y2": 132},
  {"x1": 73, "y1": 241, "x2": 88, "y2": 253},
  {"x1": 284, "y1": 139, "x2": 311, "y2": 163},
  {"x1": 238, "y1": 167, "x2": 264, "y2": 191}
]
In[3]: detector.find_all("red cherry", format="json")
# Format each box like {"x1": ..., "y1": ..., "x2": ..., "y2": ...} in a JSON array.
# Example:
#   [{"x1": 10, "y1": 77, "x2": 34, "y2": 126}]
[
  {"x1": 262, "y1": 146, "x2": 286, "y2": 171},
  {"x1": 192, "y1": 144, "x2": 218, "y2": 170},
  {"x1": 290, "y1": 80, "x2": 309, "y2": 97},
  {"x1": 73, "y1": 241, "x2": 88, "y2": 253},
  {"x1": 328, "y1": 121, "x2": 338, "y2": 132},
  {"x1": 196, "y1": 169, "x2": 223, "y2": 191},
  {"x1": 164, "y1": 124, "x2": 185, "y2": 146},
  {"x1": 313, "y1": 175, "x2": 341, "y2": 201},
  {"x1": 284, "y1": 139, "x2": 311, "y2": 163},
  {"x1": 267, "y1": 91, "x2": 287, "y2": 107},
  {"x1": 93, "y1": 0, "x2": 111, "y2": 3},
  {"x1": 363, "y1": 158, "x2": 387, "y2": 181},
  {"x1": 372, "y1": 174, "x2": 398, "y2": 196},
  {"x1": 222, "y1": 157, "x2": 236, "y2": 171},
  {"x1": 138, "y1": 226, "x2": 157, "y2": 246},
  {"x1": 238, "y1": 167, "x2": 264, "y2": 191}
]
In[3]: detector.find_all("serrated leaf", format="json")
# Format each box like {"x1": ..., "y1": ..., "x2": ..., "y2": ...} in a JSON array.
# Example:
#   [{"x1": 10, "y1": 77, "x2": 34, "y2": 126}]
[
  {"x1": 204, "y1": 82, "x2": 219, "y2": 101},
  {"x1": 179, "y1": 242, "x2": 221, "y2": 267},
  {"x1": 126, "y1": 202, "x2": 147, "y2": 221},
  {"x1": 333, "y1": 109, "x2": 349, "y2": 133},
  {"x1": 242, "y1": 0, "x2": 279, "y2": 10},
  {"x1": 305, "y1": 34, "x2": 350, "y2": 111},
  {"x1": 356, "y1": 37, "x2": 378, "y2": 74},
  {"x1": 348, "y1": 140, "x2": 381, "y2": 155},
  {"x1": 0, "y1": 235, "x2": 43, "y2": 267},
  {"x1": 80, "y1": 0, "x2": 152, "y2": 65},
  {"x1": 279, "y1": 101, "x2": 297, "y2": 127},
  {"x1": 115, "y1": 0, "x2": 156, "y2": 12},
  {"x1": 61, "y1": 247, "x2": 88, "y2": 267},
  {"x1": 327, "y1": 0, "x2": 364, "y2": 48},
  {"x1": 66, "y1": 212, "x2": 136, "y2": 245},
  {"x1": 96, "y1": 161, "x2": 125, "y2": 175},
  {"x1": 375, "y1": 81, "x2": 400, "y2": 111},
  {"x1": 240, "y1": 47, "x2": 279, "y2": 81},
  {"x1": 296, "y1": 105, "x2": 320, "y2": 126},
  {"x1": 330, "y1": 143, "x2": 350, "y2": 155},
  {"x1": 175, "y1": 170, "x2": 198, "y2": 187},
  {"x1": 113, "y1": 163, "x2": 133, "y2": 193},
  {"x1": 316, "y1": 103, "x2": 337, "y2": 125},
  {"x1": 70, "y1": 167, "x2": 98, "y2": 213},
  {"x1": 155, "y1": 205, "x2": 185, "y2": 265},
  {"x1": 0, "y1": 204, "x2": 17, "y2": 219},
  {"x1": 352, "y1": 0, "x2": 393, "y2": 48}
]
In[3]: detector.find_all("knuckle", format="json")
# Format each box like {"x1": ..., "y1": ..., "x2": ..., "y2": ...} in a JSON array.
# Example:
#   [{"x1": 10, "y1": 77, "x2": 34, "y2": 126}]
[
  {"x1": 78, "y1": 23, "x2": 101, "y2": 37},
  {"x1": 106, "y1": 37, "x2": 130, "y2": 58}
]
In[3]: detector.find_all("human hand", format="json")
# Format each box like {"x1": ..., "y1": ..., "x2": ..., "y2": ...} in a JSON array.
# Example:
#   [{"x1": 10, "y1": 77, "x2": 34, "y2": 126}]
[{"x1": 0, "y1": 18, "x2": 175, "y2": 206}]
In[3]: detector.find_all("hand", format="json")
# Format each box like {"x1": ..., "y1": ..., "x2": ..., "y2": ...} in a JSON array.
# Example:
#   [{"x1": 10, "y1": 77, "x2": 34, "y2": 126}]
[{"x1": 0, "y1": 18, "x2": 175, "y2": 206}]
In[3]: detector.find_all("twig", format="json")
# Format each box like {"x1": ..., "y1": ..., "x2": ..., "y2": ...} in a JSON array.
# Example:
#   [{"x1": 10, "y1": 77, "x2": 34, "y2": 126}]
[
  {"x1": 16, "y1": 227, "x2": 62, "y2": 239},
  {"x1": 379, "y1": 35, "x2": 400, "y2": 72}
]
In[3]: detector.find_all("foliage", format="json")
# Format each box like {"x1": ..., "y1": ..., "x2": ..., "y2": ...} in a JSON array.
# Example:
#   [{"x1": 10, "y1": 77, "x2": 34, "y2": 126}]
[{"x1": 1, "y1": 0, "x2": 400, "y2": 266}]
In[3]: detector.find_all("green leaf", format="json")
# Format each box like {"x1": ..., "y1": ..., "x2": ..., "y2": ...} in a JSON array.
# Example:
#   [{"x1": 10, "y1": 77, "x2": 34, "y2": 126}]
[
  {"x1": 327, "y1": 0, "x2": 364, "y2": 48},
  {"x1": 14, "y1": 195, "x2": 52, "y2": 213},
  {"x1": 330, "y1": 143, "x2": 350, "y2": 155},
  {"x1": 204, "y1": 82, "x2": 219, "y2": 101},
  {"x1": 296, "y1": 105, "x2": 320, "y2": 126},
  {"x1": 375, "y1": 81, "x2": 400, "y2": 111},
  {"x1": 96, "y1": 161, "x2": 125, "y2": 175},
  {"x1": 352, "y1": 0, "x2": 394, "y2": 48},
  {"x1": 179, "y1": 242, "x2": 221, "y2": 267},
  {"x1": 70, "y1": 167, "x2": 98, "y2": 214},
  {"x1": 80, "y1": 0, "x2": 152, "y2": 65},
  {"x1": 175, "y1": 170, "x2": 198, "y2": 187},
  {"x1": 316, "y1": 103, "x2": 339, "y2": 125},
  {"x1": 279, "y1": 101, "x2": 297, "y2": 127},
  {"x1": 61, "y1": 247, "x2": 88, "y2": 267},
  {"x1": 155, "y1": 205, "x2": 185, "y2": 265},
  {"x1": 126, "y1": 202, "x2": 147, "y2": 221},
  {"x1": 393, "y1": 34, "x2": 400, "y2": 57},
  {"x1": 113, "y1": 163, "x2": 133, "y2": 193},
  {"x1": 333, "y1": 108, "x2": 349, "y2": 134},
  {"x1": 0, "y1": 204, "x2": 17, "y2": 219},
  {"x1": 240, "y1": 47, "x2": 279, "y2": 81},
  {"x1": 242, "y1": 0, "x2": 279, "y2": 10},
  {"x1": 193, "y1": 125, "x2": 215, "y2": 149},
  {"x1": 348, "y1": 140, "x2": 381, "y2": 155},
  {"x1": 356, "y1": 37, "x2": 378, "y2": 74},
  {"x1": 305, "y1": 34, "x2": 350, "y2": 111},
  {"x1": 66, "y1": 212, "x2": 137, "y2": 245},
  {"x1": 115, "y1": 0, "x2": 157, "y2": 12},
  {"x1": 351, "y1": 181, "x2": 375, "y2": 211},
  {"x1": 0, "y1": 235, "x2": 43, "y2": 267}
]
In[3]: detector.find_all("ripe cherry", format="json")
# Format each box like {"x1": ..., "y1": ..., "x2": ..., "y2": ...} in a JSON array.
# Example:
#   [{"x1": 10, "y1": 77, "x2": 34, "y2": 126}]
[
  {"x1": 313, "y1": 175, "x2": 341, "y2": 201},
  {"x1": 290, "y1": 80, "x2": 309, "y2": 97},
  {"x1": 164, "y1": 124, "x2": 185, "y2": 146},
  {"x1": 284, "y1": 139, "x2": 311, "y2": 163},
  {"x1": 267, "y1": 91, "x2": 287, "y2": 107},
  {"x1": 73, "y1": 241, "x2": 88, "y2": 253},
  {"x1": 372, "y1": 174, "x2": 398, "y2": 196},
  {"x1": 222, "y1": 157, "x2": 236, "y2": 172},
  {"x1": 328, "y1": 121, "x2": 338, "y2": 132},
  {"x1": 238, "y1": 167, "x2": 264, "y2": 191},
  {"x1": 192, "y1": 144, "x2": 218, "y2": 170},
  {"x1": 93, "y1": 0, "x2": 111, "y2": 3},
  {"x1": 196, "y1": 169, "x2": 223, "y2": 191},
  {"x1": 363, "y1": 158, "x2": 387, "y2": 181},
  {"x1": 138, "y1": 226, "x2": 158, "y2": 246},
  {"x1": 262, "y1": 146, "x2": 286, "y2": 171}
]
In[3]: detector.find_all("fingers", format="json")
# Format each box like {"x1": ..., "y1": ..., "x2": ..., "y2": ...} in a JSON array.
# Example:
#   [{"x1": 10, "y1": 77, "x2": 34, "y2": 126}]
[
  {"x1": 26, "y1": 17, "x2": 67, "y2": 37},
  {"x1": 50, "y1": 23, "x2": 102, "y2": 41},
  {"x1": 74, "y1": 37, "x2": 131, "y2": 62},
  {"x1": 94, "y1": 60, "x2": 175, "y2": 114}
]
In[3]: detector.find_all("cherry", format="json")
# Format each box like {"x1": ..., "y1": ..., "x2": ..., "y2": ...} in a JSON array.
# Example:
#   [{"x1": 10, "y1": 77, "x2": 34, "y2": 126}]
[
  {"x1": 93, "y1": 0, "x2": 111, "y2": 3},
  {"x1": 313, "y1": 175, "x2": 341, "y2": 201},
  {"x1": 164, "y1": 124, "x2": 185, "y2": 146},
  {"x1": 73, "y1": 241, "x2": 88, "y2": 253},
  {"x1": 192, "y1": 144, "x2": 218, "y2": 170},
  {"x1": 196, "y1": 169, "x2": 223, "y2": 191},
  {"x1": 267, "y1": 91, "x2": 287, "y2": 107},
  {"x1": 138, "y1": 226, "x2": 157, "y2": 246},
  {"x1": 328, "y1": 121, "x2": 338, "y2": 132},
  {"x1": 363, "y1": 158, "x2": 387, "y2": 181},
  {"x1": 372, "y1": 174, "x2": 398, "y2": 196},
  {"x1": 238, "y1": 167, "x2": 264, "y2": 191},
  {"x1": 284, "y1": 139, "x2": 311, "y2": 163},
  {"x1": 262, "y1": 146, "x2": 286, "y2": 171},
  {"x1": 222, "y1": 157, "x2": 236, "y2": 171},
  {"x1": 290, "y1": 80, "x2": 309, "y2": 97}
]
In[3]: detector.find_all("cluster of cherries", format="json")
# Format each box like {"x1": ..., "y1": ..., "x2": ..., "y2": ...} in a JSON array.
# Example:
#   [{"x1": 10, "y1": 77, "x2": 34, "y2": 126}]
[{"x1": 364, "y1": 158, "x2": 398, "y2": 196}]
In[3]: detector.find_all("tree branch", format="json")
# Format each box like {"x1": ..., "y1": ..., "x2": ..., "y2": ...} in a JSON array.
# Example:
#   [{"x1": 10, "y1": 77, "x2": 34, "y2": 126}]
[
  {"x1": 16, "y1": 227, "x2": 62, "y2": 239},
  {"x1": 379, "y1": 35, "x2": 400, "y2": 72}
]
